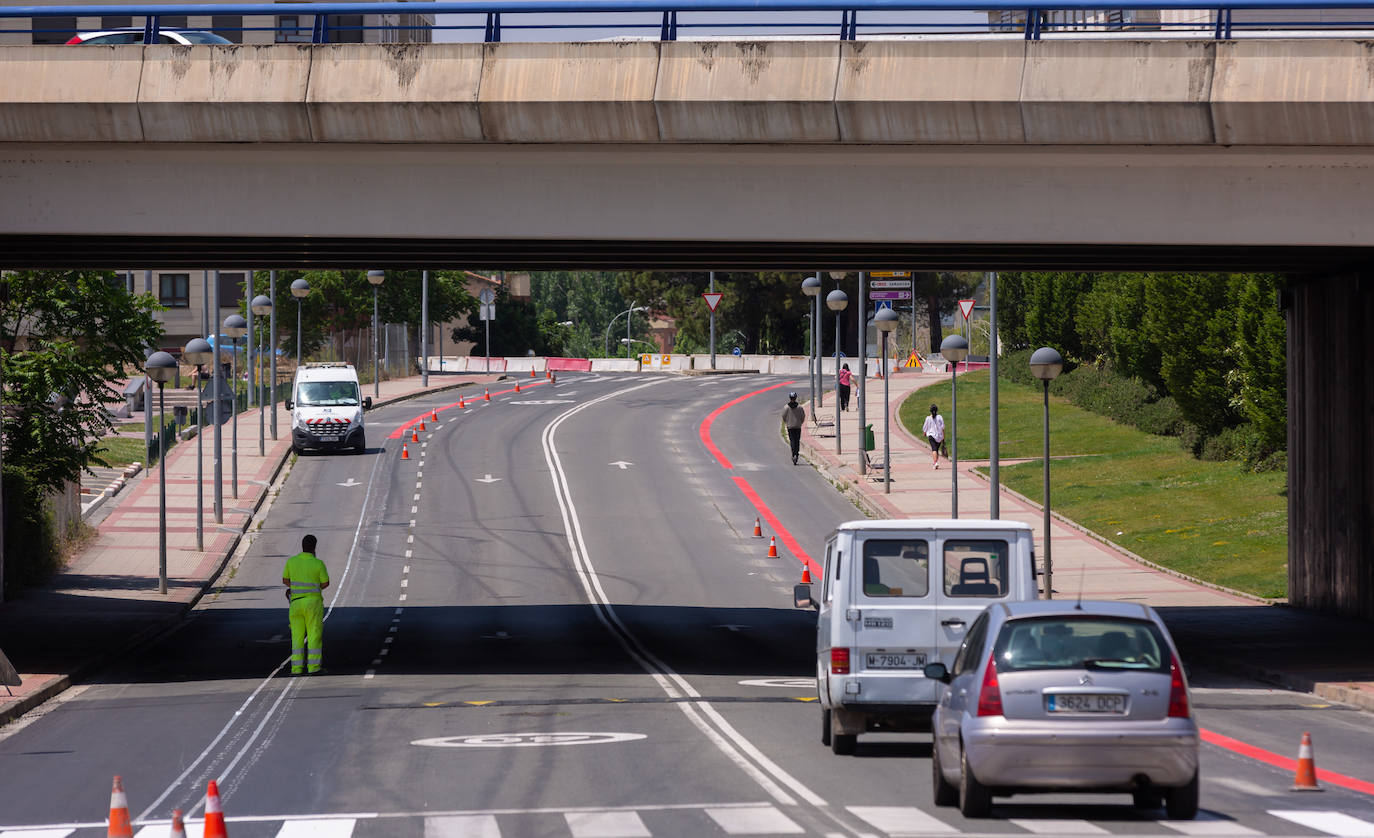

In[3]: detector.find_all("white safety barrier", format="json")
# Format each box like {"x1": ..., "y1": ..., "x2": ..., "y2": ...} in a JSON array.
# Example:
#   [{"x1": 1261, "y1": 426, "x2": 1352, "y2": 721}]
[
  {"x1": 590, "y1": 358, "x2": 641, "y2": 372},
  {"x1": 771, "y1": 356, "x2": 810, "y2": 375},
  {"x1": 638, "y1": 353, "x2": 691, "y2": 371},
  {"x1": 503, "y1": 356, "x2": 546, "y2": 373}
]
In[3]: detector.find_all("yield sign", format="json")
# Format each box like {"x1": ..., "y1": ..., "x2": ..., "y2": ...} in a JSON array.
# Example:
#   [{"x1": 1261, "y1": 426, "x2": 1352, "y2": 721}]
[
  {"x1": 702, "y1": 292, "x2": 724, "y2": 312},
  {"x1": 958, "y1": 299, "x2": 976, "y2": 321}
]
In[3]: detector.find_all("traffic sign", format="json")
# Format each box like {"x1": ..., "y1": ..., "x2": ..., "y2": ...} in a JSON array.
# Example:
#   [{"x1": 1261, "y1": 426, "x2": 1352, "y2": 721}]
[
  {"x1": 479, "y1": 287, "x2": 495, "y2": 305},
  {"x1": 702, "y1": 292, "x2": 724, "y2": 312},
  {"x1": 875, "y1": 300, "x2": 893, "y2": 311},
  {"x1": 958, "y1": 299, "x2": 976, "y2": 321},
  {"x1": 479, "y1": 303, "x2": 495, "y2": 321},
  {"x1": 870, "y1": 290, "x2": 912, "y2": 300},
  {"x1": 870, "y1": 279, "x2": 912, "y2": 289},
  {"x1": 870, "y1": 271, "x2": 911, "y2": 278}
]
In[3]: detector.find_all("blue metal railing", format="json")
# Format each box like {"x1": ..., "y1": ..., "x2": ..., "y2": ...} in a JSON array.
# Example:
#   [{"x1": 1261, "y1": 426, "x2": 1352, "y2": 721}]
[{"x1": 6, "y1": 0, "x2": 1374, "y2": 42}]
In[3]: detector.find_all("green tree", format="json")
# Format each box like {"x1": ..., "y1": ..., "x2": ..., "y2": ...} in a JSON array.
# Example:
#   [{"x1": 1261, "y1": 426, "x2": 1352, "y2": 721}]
[
  {"x1": 1144, "y1": 273, "x2": 1239, "y2": 436},
  {"x1": 1231, "y1": 274, "x2": 1287, "y2": 451},
  {"x1": 452, "y1": 287, "x2": 565, "y2": 357}
]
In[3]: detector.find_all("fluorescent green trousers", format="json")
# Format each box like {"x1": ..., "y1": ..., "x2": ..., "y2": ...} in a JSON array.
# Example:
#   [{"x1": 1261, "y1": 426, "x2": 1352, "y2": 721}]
[{"x1": 289, "y1": 596, "x2": 324, "y2": 674}]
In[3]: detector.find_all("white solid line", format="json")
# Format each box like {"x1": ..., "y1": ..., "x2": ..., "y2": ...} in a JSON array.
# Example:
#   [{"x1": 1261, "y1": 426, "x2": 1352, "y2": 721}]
[
  {"x1": 372, "y1": 659, "x2": 382, "y2": 666},
  {"x1": 274, "y1": 819, "x2": 358, "y2": 837},
  {"x1": 401, "y1": 579, "x2": 409, "y2": 588},
  {"x1": 380, "y1": 648, "x2": 389, "y2": 656},
  {"x1": 407, "y1": 535, "x2": 414, "y2": 544},
  {"x1": 1270, "y1": 811, "x2": 1374, "y2": 837},
  {"x1": 847, "y1": 807, "x2": 958, "y2": 836},
  {"x1": 389, "y1": 626, "x2": 398, "y2": 632},
  {"x1": 1, "y1": 830, "x2": 77, "y2": 838},
  {"x1": 425, "y1": 815, "x2": 500, "y2": 838},
  {"x1": 705, "y1": 806, "x2": 804, "y2": 834},
  {"x1": 565, "y1": 811, "x2": 651, "y2": 838},
  {"x1": 1010, "y1": 820, "x2": 1109, "y2": 835}
]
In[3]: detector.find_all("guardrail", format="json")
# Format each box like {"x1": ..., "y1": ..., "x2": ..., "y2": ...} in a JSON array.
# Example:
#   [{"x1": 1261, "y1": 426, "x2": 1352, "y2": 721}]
[{"x1": 5, "y1": 0, "x2": 1374, "y2": 42}]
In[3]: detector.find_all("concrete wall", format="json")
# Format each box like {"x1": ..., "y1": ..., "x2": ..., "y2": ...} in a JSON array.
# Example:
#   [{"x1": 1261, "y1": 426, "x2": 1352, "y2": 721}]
[{"x1": 6, "y1": 38, "x2": 1374, "y2": 145}]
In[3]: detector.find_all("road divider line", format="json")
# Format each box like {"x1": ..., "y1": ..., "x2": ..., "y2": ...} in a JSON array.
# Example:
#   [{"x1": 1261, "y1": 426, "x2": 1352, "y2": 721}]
[
  {"x1": 389, "y1": 382, "x2": 549, "y2": 439},
  {"x1": 698, "y1": 381, "x2": 793, "y2": 470}
]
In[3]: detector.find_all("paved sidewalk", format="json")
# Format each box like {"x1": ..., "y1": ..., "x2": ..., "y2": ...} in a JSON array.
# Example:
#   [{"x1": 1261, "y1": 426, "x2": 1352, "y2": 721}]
[
  {"x1": 0, "y1": 372, "x2": 502, "y2": 725},
  {"x1": 799, "y1": 367, "x2": 1374, "y2": 713}
]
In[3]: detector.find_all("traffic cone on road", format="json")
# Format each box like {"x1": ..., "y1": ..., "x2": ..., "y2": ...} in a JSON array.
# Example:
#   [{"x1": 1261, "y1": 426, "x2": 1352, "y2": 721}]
[
  {"x1": 458, "y1": 397, "x2": 466, "y2": 409},
  {"x1": 417, "y1": 418, "x2": 426, "y2": 431},
  {"x1": 170, "y1": 809, "x2": 187, "y2": 838},
  {"x1": 1292, "y1": 731, "x2": 1322, "y2": 791},
  {"x1": 410, "y1": 428, "x2": 419, "y2": 443},
  {"x1": 546, "y1": 370, "x2": 552, "y2": 379},
  {"x1": 107, "y1": 775, "x2": 133, "y2": 838},
  {"x1": 515, "y1": 382, "x2": 521, "y2": 393},
  {"x1": 530, "y1": 368, "x2": 536, "y2": 378},
  {"x1": 401, "y1": 444, "x2": 410, "y2": 460},
  {"x1": 767, "y1": 536, "x2": 779, "y2": 558},
  {"x1": 752, "y1": 517, "x2": 763, "y2": 538},
  {"x1": 431, "y1": 408, "x2": 438, "y2": 422},
  {"x1": 484, "y1": 388, "x2": 491, "y2": 401},
  {"x1": 203, "y1": 780, "x2": 228, "y2": 837},
  {"x1": 800, "y1": 566, "x2": 813, "y2": 584}
]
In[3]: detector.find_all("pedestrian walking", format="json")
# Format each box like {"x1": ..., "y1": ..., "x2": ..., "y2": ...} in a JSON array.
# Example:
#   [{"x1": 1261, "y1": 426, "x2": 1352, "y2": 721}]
[
  {"x1": 922, "y1": 403, "x2": 945, "y2": 470},
  {"x1": 282, "y1": 534, "x2": 330, "y2": 675},
  {"x1": 782, "y1": 392, "x2": 806, "y2": 465},
  {"x1": 838, "y1": 363, "x2": 852, "y2": 412}
]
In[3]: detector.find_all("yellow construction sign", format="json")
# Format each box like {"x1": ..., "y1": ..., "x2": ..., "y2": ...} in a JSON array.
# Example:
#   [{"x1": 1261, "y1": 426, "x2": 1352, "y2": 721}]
[{"x1": 902, "y1": 351, "x2": 922, "y2": 369}]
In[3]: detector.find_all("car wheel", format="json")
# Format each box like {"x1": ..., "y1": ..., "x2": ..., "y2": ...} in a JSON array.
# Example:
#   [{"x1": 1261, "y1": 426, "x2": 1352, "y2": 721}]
[
  {"x1": 829, "y1": 711, "x2": 855, "y2": 755},
  {"x1": 1132, "y1": 789, "x2": 1163, "y2": 810},
  {"x1": 958, "y1": 744, "x2": 992, "y2": 818},
  {"x1": 354, "y1": 435, "x2": 366, "y2": 454},
  {"x1": 821, "y1": 709, "x2": 832, "y2": 747},
  {"x1": 932, "y1": 738, "x2": 958, "y2": 807},
  {"x1": 1165, "y1": 772, "x2": 1199, "y2": 820}
]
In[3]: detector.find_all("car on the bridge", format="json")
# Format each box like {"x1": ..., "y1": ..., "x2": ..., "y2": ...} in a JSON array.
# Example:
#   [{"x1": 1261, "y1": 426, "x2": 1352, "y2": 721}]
[
  {"x1": 65, "y1": 28, "x2": 233, "y2": 44},
  {"x1": 923, "y1": 600, "x2": 1199, "y2": 820}
]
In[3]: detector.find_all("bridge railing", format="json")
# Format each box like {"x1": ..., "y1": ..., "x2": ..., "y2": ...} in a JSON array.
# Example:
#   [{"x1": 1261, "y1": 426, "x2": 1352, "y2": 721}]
[{"x1": 5, "y1": 0, "x2": 1374, "y2": 42}]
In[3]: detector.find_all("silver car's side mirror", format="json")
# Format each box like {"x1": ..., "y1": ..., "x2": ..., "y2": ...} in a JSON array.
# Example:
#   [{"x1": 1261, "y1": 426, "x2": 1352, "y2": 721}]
[
  {"x1": 284, "y1": 399, "x2": 294, "y2": 411},
  {"x1": 793, "y1": 584, "x2": 816, "y2": 610},
  {"x1": 363, "y1": 397, "x2": 373, "y2": 410},
  {"x1": 923, "y1": 662, "x2": 951, "y2": 683}
]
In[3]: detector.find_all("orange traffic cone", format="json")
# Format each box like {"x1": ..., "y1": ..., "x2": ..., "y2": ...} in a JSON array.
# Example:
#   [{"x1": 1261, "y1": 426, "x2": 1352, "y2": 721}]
[
  {"x1": 1292, "y1": 731, "x2": 1322, "y2": 791},
  {"x1": 767, "y1": 536, "x2": 779, "y2": 558},
  {"x1": 431, "y1": 408, "x2": 438, "y2": 422},
  {"x1": 410, "y1": 428, "x2": 419, "y2": 443},
  {"x1": 170, "y1": 809, "x2": 187, "y2": 838},
  {"x1": 107, "y1": 775, "x2": 133, "y2": 838},
  {"x1": 515, "y1": 382, "x2": 521, "y2": 393},
  {"x1": 484, "y1": 388, "x2": 491, "y2": 401},
  {"x1": 752, "y1": 517, "x2": 763, "y2": 538},
  {"x1": 401, "y1": 444, "x2": 409, "y2": 460},
  {"x1": 530, "y1": 368, "x2": 536, "y2": 378},
  {"x1": 546, "y1": 370, "x2": 552, "y2": 379},
  {"x1": 417, "y1": 418, "x2": 426, "y2": 431},
  {"x1": 202, "y1": 780, "x2": 228, "y2": 837},
  {"x1": 458, "y1": 397, "x2": 466, "y2": 409},
  {"x1": 800, "y1": 566, "x2": 814, "y2": 584}
]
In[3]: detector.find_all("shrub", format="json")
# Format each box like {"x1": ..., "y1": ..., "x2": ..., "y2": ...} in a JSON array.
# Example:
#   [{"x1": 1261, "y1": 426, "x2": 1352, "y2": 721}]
[{"x1": 1, "y1": 466, "x2": 61, "y2": 597}]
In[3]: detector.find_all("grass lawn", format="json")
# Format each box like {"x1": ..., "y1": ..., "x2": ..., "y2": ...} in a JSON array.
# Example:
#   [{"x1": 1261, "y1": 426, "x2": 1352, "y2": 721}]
[
  {"x1": 899, "y1": 372, "x2": 1288, "y2": 599},
  {"x1": 90, "y1": 436, "x2": 150, "y2": 469}
]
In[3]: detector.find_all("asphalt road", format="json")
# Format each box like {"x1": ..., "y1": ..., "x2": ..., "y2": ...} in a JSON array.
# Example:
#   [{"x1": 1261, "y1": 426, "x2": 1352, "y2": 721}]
[{"x1": 2, "y1": 373, "x2": 1373, "y2": 838}]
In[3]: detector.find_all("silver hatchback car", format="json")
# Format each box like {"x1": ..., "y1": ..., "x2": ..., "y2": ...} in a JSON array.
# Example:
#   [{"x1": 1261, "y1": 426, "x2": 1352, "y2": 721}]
[{"x1": 924, "y1": 600, "x2": 1199, "y2": 819}]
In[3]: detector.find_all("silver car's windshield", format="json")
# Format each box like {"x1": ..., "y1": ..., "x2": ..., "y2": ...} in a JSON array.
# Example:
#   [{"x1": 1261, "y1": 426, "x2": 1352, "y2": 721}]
[
  {"x1": 993, "y1": 617, "x2": 1168, "y2": 673},
  {"x1": 297, "y1": 381, "x2": 359, "y2": 407}
]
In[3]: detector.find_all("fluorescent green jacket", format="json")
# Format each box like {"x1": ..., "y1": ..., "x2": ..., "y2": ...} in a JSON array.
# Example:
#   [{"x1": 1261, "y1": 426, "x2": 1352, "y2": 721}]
[{"x1": 283, "y1": 551, "x2": 330, "y2": 602}]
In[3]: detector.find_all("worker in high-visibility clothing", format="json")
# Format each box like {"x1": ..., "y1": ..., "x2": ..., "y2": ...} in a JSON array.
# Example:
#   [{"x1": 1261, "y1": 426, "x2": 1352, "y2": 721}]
[{"x1": 282, "y1": 534, "x2": 330, "y2": 675}]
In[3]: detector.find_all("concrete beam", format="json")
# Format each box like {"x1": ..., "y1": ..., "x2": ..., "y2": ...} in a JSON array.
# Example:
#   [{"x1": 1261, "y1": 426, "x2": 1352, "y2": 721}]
[
  {"x1": 307, "y1": 43, "x2": 482, "y2": 142},
  {"x1": 138, "y1": 44, "x2": 313, "y2": 142},
  {"x1": 655, "y1": 41, "x2": 840, "y2": 142},
  {"x1": 0, "y1": 46, "x2": 143, "y2": 142},
  {"x1": 477, "y1": 41, "x2": 660, "y2": 142},
  {"x1": 1212, "y1": 40, "x2": 1374, "y2": 145}
]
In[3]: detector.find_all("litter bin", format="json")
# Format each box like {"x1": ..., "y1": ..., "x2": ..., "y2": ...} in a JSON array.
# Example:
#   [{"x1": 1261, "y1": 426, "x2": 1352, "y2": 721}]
[{"x1": 863, "y1": 424, "x2": 876, "y2": 452}]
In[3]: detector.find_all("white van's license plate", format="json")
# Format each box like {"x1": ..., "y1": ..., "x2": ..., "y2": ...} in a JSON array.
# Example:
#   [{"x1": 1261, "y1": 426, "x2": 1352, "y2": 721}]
[
  {"x1": 866, "y1": 653, "x2": 926, "y2": 669},
  {"x1": 1047, "y1": 694, "x2": 1126, "y2": 713}
]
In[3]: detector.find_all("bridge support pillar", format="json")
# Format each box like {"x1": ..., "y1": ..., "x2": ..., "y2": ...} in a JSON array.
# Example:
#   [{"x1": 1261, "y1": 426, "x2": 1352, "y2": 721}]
[{"x1": 1287, "y1": 271, "x2": 1374, "y2": 619}]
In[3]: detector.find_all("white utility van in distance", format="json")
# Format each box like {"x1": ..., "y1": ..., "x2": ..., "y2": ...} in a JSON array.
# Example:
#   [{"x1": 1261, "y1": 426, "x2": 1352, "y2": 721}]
[
  {"x1": 795, "y1": 518, "x2": 1039, "y2": 754},
  {"x1": 285, "y1": 363, "x2": 372, "y2": 454}
]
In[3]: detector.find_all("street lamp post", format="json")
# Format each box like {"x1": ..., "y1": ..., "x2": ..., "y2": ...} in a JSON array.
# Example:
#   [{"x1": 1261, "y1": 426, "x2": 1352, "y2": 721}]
[
  {"x1": 875, "y1": 308, "x2": 898, "y2": 494},
  {"x1": 145, "y1": 351, "x2": 178, "y2": 595},
  {"x1": 826, "y1": 288, "x2": 848, "y2": 455},
  {"x1": 603, "y1": 304, "x2": 647, "y2": 357},
  {"x1": 182, "y1": 338, "x2": 213, "y2": 552},
  {"x1": 802, "y1": 275, "x2": 820, "y2": 413},
  {"x1": 367, "y1": 270, "x2": 385, "y2": 399},
  {"x1": 269, "y1": 271, "x2": 278, "y2": 440},
  {"x1": 291, "y1": 278, "x2": 310, "y2": 369},
  {"x1": 941, "y1": 334, "x2": 969, "y2": 518},
  {"x1": 1030, "y1": 346, "x2": 1064, "y2": 599},
  {"x1": 251, "y1": 296, "x2": 273, "y2": 457},
  {"x1": 223, "y1": 314, "x2": 247, "y2": 500}
]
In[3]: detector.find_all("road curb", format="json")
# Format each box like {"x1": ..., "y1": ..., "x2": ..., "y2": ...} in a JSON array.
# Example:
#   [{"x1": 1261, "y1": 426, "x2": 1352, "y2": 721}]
[{"x1": 0, "y1": 378, "x2": 480, "y2": 729}]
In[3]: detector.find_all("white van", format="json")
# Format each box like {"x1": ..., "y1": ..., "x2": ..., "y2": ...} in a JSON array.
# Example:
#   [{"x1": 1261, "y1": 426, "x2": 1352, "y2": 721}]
[
  {"x1": 285, "y1": 362, "x2": 372, "y2": 454},
  {"x1": 795, "y1": 518, "x2": 1039, "y2": 754}
]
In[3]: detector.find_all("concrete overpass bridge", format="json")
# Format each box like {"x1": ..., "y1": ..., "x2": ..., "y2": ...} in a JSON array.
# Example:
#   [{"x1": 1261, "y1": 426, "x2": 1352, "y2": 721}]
[{"x1": 0, "y1": 1, "x2": 1371, "y2": 619}]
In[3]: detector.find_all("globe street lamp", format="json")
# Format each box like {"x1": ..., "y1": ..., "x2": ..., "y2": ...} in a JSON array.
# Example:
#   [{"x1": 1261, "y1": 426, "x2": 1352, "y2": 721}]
[
  {"x1": 182, "y1": 337, "x2": 214, "y2": 552},
  {"x1": 802, "y1": 275, "x2": 821, "y2": 410},
  {"x1": 367, "y1": 270, "x2": 385, "y2": 400},
  {"x1": 145, "y1": 351, "x2": 178, "y2": 595},
  {"x1": 251, "y1": 295, "x2": 273, "y2": 457},
  {"x1": 1030, "y1": 346, "x2": 1064, "y2": 599},
  {"x1": 826, "y1": 288, "x2": 848, "y2": 455},
  {"x1": 603, "y1": 304, "x2": 648, "y2": 357},
  {"x1": 222, "y1": 314, "x2": 247, "y2": 500},
  {"x1": 874, "y1": 307, "x2": 899, "y2": 494},
  {"x1": 941, "y1": 334, "x2": 969, "y2": 518},
  {"x1": 290, "y1": 278, "x2": 310, "y2": 369}
]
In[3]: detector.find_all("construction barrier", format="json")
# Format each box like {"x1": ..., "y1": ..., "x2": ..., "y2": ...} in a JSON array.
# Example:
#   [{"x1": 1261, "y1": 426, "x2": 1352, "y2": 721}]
[
  {"x1": 547, "y1": 356, "x2": 592, "y2": 372},
  {"x1": 589, "y1": 358, "x2": 641, "y2": 372}
]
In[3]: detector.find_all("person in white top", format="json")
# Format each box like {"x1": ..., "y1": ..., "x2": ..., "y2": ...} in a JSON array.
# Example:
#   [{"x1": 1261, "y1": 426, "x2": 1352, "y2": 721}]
[{"x1": 922, "y1": 403, "x2": 945, "y2": 470}]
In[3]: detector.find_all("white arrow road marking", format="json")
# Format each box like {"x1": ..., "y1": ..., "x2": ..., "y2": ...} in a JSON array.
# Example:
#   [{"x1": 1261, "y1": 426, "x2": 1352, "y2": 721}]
[
  {"x1": 609, "y1": 461, "x2": 634, "y2": 470},
  {"x1": 475, "y1": 474, "x2": 502, "y2": 484},
  {"x1": 336, "y1": 478, "x2": 360, "y2": 487}
]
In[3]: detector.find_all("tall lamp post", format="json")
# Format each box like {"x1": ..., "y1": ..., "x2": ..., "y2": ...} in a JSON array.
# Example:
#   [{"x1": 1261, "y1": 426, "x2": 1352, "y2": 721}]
[
  {"x1": 802, "y1": 275, "x2": 820, "y2": 411},
  {"x1": 223, "y1": 314, "x2": 247, "y2": 500},
  {"x1": 1030, "y1": 346, "x2": 1064, "y2": 599},
  {"x1": 251, "y1": 296, "x2": 273, "y2": 457},
  {"x1": 182, "y1": 338, "x2": 213, "y2": 552},
  {"x1": 826, "y1": 288, "x2": 848, "y2": 455},
  {"x1": 940, "y1": 334, "x2": 969, "y2": 518},
  {"x1": 874, "y1": 308, "x2": 898, "y2": 494},
  {"x1": 291, "y1": 278, "x2": 310, "y2": 369},
  {"x1": 603, "y1": 304, "x2": 647, "y2": 357},
  {"x1": 145, "y1": 351, "x2": 178, "y2": 595},
  {"x1": 367, "y1": 271, "x2": 385, "y2": 399}
]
